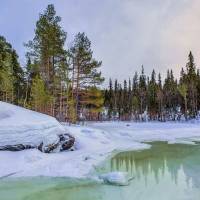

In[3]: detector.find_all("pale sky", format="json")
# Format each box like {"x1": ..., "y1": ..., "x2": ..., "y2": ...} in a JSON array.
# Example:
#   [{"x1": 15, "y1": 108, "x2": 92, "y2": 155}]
[{"x1": 1, "y1": 0, "x2": 200, "y2": 84}]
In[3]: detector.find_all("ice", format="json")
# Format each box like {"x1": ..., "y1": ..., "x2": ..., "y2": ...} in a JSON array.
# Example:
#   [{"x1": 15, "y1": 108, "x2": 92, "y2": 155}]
[{"x1": 99, "y1": 172, "x2": 131, "y2": 186}]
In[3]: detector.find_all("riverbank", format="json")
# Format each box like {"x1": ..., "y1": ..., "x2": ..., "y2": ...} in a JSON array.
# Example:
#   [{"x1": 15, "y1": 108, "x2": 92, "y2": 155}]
[{"x1": 1, "y1": 121, "x2": 200, "y2": 178}]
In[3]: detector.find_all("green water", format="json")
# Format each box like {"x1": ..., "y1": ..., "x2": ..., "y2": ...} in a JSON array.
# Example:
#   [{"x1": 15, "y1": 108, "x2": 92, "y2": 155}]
[{"x1": 1, "y1": 142, "x2": 200, "y2": 200}]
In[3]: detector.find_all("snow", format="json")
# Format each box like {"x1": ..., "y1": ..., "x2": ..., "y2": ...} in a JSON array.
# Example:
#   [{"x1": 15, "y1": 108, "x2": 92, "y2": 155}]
[
  {"x1": 1, "y1": 102, "x2": 200, "y2": 178},
  {"x1": 99, "y1": 172, "x2": 131, "y2": 186},
  {"x1": 0, "y1": 101, "x2": 65, "y2": 146}
]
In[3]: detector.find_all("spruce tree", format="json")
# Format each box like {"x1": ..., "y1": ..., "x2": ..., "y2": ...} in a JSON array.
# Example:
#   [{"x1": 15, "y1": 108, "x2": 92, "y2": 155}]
[
  {"x1": 107, "y1": 78, "x2": 114, "y2": 119},
  {"x1": 147, "y1": 69, "x2": 158, "y2": 119},
  {"x1": 157, "y1": 73, "x2": 164, "y2": 121},
  {"x1": 138, "y1": 66, "x2": 147, "y2": 114},
  {"x1": 185, "y1": 51, "x2": 197, "y2": 117}
]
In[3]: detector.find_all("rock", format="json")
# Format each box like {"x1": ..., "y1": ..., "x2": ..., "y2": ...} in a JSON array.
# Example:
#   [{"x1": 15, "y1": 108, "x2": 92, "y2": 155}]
[
  {"x1": 0, "y1": 144, "x2": 34, "y2": 151},
  {"x1": 39, "y1": 142, "x2": 60, "y2": 153},
  {"x1": 0, "y1": 133, "x2": 75, "y2": 153},
  {"x1": 0, "y1": 102, "x2": 75, "y2": 153},
  {"x1": 38, "y1": 142, "x2": 43, "y2": 152},
  {"x1": 59, "y1": 133, "x2": 75, "y2": 151}
]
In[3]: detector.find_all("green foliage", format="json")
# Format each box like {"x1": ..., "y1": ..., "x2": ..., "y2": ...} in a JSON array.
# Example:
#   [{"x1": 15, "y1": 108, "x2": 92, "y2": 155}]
[
  {"x1": 0, "y1": 36, "x2": 24, "y2": 103},
  {"x1": 0, "y1": 69, "x2": 14, "y2": 101},
  {"x1": 178, "y1": 84, "x2": 187, "y2": 99},
  {"x1": 3, "y1": 4, "x2": 200, "y2": 122},
  {"x1": 132, "y1": 96, "x2": 139, "y2": 112},
  {"x1": 104, "y1": 51, "x2": 200, "y2": 121},
  {"x1": 69, "y1": 32, "x2": 104, "y2": 120},
  {"x1": 25, "y1": 4, "x2": 69, "y2": 116},
  {"x1": 11, "y1": 50, "x2": 25, "y2": 104},
  {"x1": 81, "y1": 87, "x2": 104, "y2": 120},
  {"x1": 30, "y1": 75, "x2": 52, "y2": 112},
  {"x1": 70, "y1": 32, "x2": 104, "y2": 87},
  {"x1": 67, "y1": 86, "x2": 77, "y2": 123},
  {"x1": 84, "y1": 87, "x2": 104, "y2": 112},
  {"x1": 25, "y1": 4, "x2": 67, "y2": 90}
]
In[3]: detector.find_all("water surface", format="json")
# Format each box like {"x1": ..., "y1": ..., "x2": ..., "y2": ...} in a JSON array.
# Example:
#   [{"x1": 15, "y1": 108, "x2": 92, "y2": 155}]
[{"x1": 1, "y1": 142, "x2": 200, "y2": 200}]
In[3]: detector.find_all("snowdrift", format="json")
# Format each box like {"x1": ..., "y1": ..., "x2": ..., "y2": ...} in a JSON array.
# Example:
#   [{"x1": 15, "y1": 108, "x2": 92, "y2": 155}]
[
  {"x1": 0, "y1": 101, "x2": 65, "y2": 147},
  {"x1": 99, "y1": 172, "x2": 132, "y2": 186},
  {"x1": 1, "y1": 104, "x2": 200, "y2": 178}
]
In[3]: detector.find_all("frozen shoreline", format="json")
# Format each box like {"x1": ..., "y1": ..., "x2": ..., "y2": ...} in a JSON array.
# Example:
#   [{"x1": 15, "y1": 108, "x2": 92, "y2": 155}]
[{"x1": 1, "y1": 120, "x2": 200, "y2": 178}]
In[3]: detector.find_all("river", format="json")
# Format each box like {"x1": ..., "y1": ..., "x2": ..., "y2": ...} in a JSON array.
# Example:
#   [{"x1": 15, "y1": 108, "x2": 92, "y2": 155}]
[{"x1": 1, "y1": 142, "x2": 200, "y2": 200}]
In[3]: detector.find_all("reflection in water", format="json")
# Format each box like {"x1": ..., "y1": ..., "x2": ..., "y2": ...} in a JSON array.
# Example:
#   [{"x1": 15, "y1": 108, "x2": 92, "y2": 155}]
[
  {"x1": 108, "y1": 142, "x2": 200, "y2": 188},
  {"x1": 1, "y1": 142, "x2": 200, "y2": 200}
]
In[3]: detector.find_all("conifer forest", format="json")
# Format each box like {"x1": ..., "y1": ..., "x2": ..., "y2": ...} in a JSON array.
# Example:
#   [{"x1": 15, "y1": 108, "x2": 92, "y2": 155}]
[{"x1": 1, "y1": 4, "x2": 200, "y2": 122}]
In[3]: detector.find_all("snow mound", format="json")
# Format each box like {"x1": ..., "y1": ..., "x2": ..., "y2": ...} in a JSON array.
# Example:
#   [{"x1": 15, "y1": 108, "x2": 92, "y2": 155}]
[
  {"x1": 99, "y1": 172, "x2": 131, "y2": 186},
  {"x1": 1, "y1": 120, "x2": 200, "y2": 178},
  {"x1": 0, "y1": 101, "x2": 65, "y2": 146}
]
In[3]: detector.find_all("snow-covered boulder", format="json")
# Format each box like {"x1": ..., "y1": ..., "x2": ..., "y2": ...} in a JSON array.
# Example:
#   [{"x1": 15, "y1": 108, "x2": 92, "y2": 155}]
[
  {"x1": 99, "y1": 172, "x2": 132, "y2": 186},
  {"x1": 0, "y1": 101, "x2": 74, "y2": 152}
]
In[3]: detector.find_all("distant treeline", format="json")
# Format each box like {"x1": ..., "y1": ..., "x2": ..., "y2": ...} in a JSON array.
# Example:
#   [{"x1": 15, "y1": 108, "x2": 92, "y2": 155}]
[
  {"x1": 104, "y1": 53, "x2": 200, "y2": 121},
  {"x1": 0, "y1": 4, "x2": 199, "y2": 122}
]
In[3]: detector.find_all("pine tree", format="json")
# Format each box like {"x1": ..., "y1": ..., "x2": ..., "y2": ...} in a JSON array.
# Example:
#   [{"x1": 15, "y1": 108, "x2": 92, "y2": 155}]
[
  {"x1": 0, "y1": 36, "x2": 24, "y2": 103},
  {"x1": 11, "y1": 50, "x2": 25, "y2": 105},
  {"x1": 25, "y1": 4, "x2": 67, "y2": 116},
  {"x1": 0, "y1": 69, "x2": 14, "y2": 102},
  {"x1": 69, "y1": 32, "x2": 104, "y2": 120},
  {"x1": 31, "y1": 75, "x2": 51, "y2": 112},
  {"x1": 82, "y1": 87, "x2": 104, "y2": 120},
  {"x1": 67, "y1": 85, "x2": 77, "y2": 123}
]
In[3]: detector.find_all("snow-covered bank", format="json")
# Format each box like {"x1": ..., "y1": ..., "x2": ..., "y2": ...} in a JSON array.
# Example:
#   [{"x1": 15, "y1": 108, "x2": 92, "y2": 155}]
[
  {"x1": 2, "y1": 119, "x2": 200, "y2": 178},
  {"x1": 0, "y1": 101, "x2": 65, "y2": 146}
]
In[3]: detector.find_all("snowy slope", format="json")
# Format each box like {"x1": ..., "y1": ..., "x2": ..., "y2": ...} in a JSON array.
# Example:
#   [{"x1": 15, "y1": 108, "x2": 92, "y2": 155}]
[
  {"x1": 1, "y1": 120, "x2": 200, "y2": 178},
  {"x1": 1, "y1": 102, "x2": 200, "y2": 178},
  {"x1": 0, "y1": 101, "x2": 65, "y2": 146}
]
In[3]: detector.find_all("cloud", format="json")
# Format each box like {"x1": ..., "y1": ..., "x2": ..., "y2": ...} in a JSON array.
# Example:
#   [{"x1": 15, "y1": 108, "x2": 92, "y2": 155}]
[{"x1": 0, "y1": 0, "x2": 200, "y2": 84}]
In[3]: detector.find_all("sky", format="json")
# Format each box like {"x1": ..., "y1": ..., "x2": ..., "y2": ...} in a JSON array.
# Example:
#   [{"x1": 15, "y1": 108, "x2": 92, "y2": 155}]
[{"x1": 1, "y1": 0, "x2": 200, "y2": 85}]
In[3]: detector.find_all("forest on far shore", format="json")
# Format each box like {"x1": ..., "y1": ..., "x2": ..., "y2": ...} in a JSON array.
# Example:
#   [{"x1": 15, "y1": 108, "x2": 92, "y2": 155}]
[{"x1": 0, "y1": 4, "x2": 200, "y2": 122}]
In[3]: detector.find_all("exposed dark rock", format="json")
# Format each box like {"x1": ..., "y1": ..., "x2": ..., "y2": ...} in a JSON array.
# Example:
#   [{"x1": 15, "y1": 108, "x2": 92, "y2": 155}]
[
  {"x1": 38, "y1": 142, "x2": 43, "y2": 152},
  {"x1": 59, "y1": 133, "x2": 75, "y2": 151},
  {"x1": 0, "y1": 144, "x2": 34, "y2": 151},
  {"x1": 0, "y1": 133, "x2": 75, "y2": 153},
  {"x1": 40, "y1": 142, "x2": 60, "y2": 153}
]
